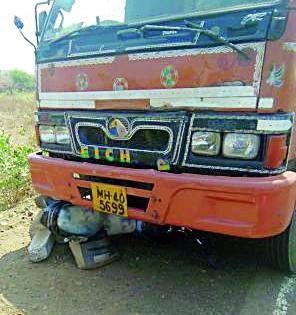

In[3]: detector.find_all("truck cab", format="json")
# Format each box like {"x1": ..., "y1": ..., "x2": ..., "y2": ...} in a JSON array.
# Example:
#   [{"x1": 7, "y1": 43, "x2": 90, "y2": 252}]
[{"x1": 29, "y1": 0, "x2": 296, "y2": 272}]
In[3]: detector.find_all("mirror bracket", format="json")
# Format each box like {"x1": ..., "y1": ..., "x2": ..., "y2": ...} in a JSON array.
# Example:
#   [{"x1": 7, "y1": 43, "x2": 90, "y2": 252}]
[
  {"x1": 35, "y1": 0, "x2": 52, "y2": 43},
  {"x1": 14, "y1": 16, "x2": 37, "y2": 53}
]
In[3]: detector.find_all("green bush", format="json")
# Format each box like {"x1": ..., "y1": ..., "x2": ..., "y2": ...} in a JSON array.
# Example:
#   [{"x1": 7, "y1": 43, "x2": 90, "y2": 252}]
[{"x1": 0, "y1": 133, "x2": 34, "y2": 211}]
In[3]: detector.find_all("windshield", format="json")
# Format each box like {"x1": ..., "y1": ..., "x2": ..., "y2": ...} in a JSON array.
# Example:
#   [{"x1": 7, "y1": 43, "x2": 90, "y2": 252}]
[{"x1": 43, "y1": 0, "x2": 279, "y2": 41}]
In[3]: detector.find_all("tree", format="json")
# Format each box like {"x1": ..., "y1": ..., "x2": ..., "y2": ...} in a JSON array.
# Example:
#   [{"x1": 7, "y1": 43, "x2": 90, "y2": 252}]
[
  {"x1": 0, "y1": 70, "x2": 35, "y2": 92},
  {"x1": 8, "y1": 70, "x2": 35, "y2": 91}
]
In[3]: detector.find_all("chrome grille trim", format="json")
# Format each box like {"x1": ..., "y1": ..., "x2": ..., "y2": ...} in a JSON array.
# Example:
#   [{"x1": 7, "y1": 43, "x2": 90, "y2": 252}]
[
  {"x1": 66, "y1": 113, "x2": 187, "y2": 164},
  {"x1": 74, "y1": 122, "x2": 174, "y2": 155}
]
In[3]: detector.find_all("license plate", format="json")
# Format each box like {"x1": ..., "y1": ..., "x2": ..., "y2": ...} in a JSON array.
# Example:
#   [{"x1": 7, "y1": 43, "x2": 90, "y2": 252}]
[{"x1": 91, "y1": 183, "x2": 128, "y2": 217}]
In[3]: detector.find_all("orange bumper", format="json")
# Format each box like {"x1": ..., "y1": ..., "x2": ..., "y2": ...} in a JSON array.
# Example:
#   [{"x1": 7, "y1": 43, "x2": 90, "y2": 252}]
[{"x1": 28, "y1": 153, "x2": 296, "y2": 238}]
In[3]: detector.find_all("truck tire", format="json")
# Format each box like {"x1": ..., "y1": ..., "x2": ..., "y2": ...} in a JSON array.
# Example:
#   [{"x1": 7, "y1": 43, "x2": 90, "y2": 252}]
[{"x1": 268, "y1": 211, "x2": 296, "y2": 273}]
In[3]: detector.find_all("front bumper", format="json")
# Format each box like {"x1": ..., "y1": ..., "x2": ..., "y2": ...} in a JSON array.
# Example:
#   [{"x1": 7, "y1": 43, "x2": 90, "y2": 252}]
[{"x1": 29, "y1": 153, "x2": 296, "y2": 238}]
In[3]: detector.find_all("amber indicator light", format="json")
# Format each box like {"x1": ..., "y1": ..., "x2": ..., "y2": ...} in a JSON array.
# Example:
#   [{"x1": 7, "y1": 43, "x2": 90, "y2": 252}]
[{"x1": 265, "y1": 135, "x2": 288, "y2": 169}]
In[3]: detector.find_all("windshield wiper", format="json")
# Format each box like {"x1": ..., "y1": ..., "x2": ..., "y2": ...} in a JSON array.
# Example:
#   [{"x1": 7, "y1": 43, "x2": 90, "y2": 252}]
[
  {"x1": 184, "y1": 20, "x2": 250, "y2": 59},
  {"x1": 119, "y1": 22, "x2": 249, "y2": 60}
]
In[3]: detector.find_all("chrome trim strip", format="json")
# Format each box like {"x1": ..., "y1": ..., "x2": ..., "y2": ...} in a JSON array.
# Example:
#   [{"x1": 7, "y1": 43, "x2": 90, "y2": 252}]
[
  {"x1": 150, "y1": 97, "x2": 258, "y2": 109},
  {"x1": 258, "y1": 98, "x2": 274, "y2": 109},
  {"x1": 182, "y1": 114, "x2": 196, "y2": 166},
  {"x1": 128, "y1": 42, "x2": 265, "y2": 63},
  {"x1": 257, "y1": 119, "x2": 293, "y2": 132},
  {"x1": 182, "y1": 163, "x2": 286, "y2": 175},
  {"x1": 40, "y1": 100, "x2": 96, "y2": 109},
  {"x1": 128, "y1": 42, "x2": 263, "y2": 59},
  {"x1": 41, "y1": 148, "x2": 73, "y2": 155},
  {"x1": 171, "y1": 120, "x2": 186, "y2": 164},
  {"x1": 39, "y1": 56, "x2": 115, "y2": 69},
  {"x1": 125, "y1": 41, "x2": 196, "y2": 51},
  {"x1": 40, "y1": 86, "x2": 256, "y2": 102}
]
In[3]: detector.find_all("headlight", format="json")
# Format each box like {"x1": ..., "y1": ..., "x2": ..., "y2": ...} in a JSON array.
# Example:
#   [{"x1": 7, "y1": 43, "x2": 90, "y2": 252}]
[
  {"x1": 39, "y1": 125, "x2": 56, "y2": 144},
  {"x1": 39, "y1": 125, "x2": 70, "y2": 145},
  {"x1": 192, "y1": 132, "x2": 221, "y2": 156},
  {"x1": 223, "y1": 133, "x2": 260, "y2": 159},
  {"x1": 55, "y1": 126, "x2": 71, "y2": 145}
]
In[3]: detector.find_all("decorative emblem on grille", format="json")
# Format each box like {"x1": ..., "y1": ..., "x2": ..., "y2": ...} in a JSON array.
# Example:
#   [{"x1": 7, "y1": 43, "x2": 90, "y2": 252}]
[
  {"x1": 75, "y1": 73, "x2": 89, "y2": 91},
  {"x1": 267, "y1": 64, "x2": 285, "y2": 88},
  {"x1": 160, "y1": 65, "x2": 179, "y2": 88},
  {"x1": 113, "y1": 77, "x2": 129, "y2": 91},
  {"x1": 157, "y1": 159, "x2": 171, "y2": 171},
  {"x1": 108, "y1": 118, "x2": 130, "y2": 139}
]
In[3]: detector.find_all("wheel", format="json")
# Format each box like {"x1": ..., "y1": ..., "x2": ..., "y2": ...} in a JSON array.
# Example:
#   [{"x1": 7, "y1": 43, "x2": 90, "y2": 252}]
[{"x1": 268, "y1": 211, "x2": 296, "y2": 273}]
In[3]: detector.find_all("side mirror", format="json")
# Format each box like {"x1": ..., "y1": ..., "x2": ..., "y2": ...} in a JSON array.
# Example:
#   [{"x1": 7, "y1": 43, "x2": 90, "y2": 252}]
[
  {"x1": 38, "y1": 11, "x2": 48, "y2": 36},
  {"x1": 14, "y1": 16, "x2": 24, "y2": 30},
  {"x1": 14, "y1": 16, "x2": 36, "y2": 52}
]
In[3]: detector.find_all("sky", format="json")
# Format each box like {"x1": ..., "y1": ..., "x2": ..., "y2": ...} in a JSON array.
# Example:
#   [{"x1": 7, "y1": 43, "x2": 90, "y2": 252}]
[{"x1": 0, "y1": 0, "x2": 42, "y2": 74}]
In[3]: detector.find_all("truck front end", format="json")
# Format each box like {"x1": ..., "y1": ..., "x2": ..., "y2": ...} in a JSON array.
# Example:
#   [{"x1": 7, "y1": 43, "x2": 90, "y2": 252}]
[{"x1": 30, "y1": 0, "x2": 296, "y2": 272}]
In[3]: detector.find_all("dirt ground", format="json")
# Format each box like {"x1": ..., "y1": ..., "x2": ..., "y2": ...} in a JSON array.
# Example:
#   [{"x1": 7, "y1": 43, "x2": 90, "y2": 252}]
[{"x1": 0, "y1": 199, "x2": 296, "y2": 315}]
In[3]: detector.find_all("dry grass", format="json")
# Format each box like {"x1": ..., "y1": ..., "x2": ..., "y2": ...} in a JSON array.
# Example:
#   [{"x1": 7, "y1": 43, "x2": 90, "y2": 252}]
[
  {"x1": 0, "y1": 92, "x2": 36, "y2": 146},
  {"x1": 0, "y1": 92, "x2": 36, "y2": 211}
]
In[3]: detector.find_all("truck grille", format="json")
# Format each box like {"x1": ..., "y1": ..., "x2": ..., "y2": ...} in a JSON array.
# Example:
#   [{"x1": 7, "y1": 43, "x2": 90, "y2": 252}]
[
  {"x1": 66, "y1": 111, "x2": 188, "y2": 168},
  {"x1": 77, "y1": 125, "x2": 170, "y2": 153}
]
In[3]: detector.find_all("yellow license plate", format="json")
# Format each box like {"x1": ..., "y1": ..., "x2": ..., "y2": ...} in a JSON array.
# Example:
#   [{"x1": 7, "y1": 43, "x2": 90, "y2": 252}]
[{"x1": 91, "y1": 183, "x2": 128, "y2": 217}]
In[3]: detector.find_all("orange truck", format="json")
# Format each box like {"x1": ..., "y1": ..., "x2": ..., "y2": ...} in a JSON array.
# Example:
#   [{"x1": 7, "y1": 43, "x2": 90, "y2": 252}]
[{"x1": 26, "y1": 0, "x2": 296, "y2": 272}]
